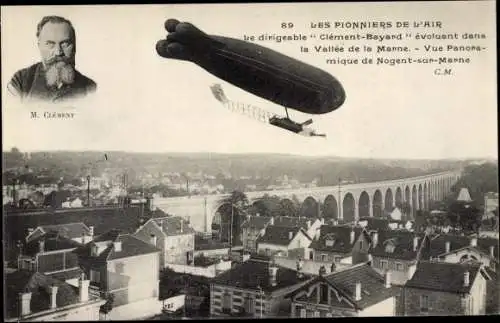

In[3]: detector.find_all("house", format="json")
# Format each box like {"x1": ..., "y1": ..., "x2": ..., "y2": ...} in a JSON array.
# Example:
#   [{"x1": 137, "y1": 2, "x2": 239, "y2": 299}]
[
  {"x1": 75, "y1": 229, "x2": 162, "y2": 313},
  {"x1": 17, "y1": 231, "x2": 84, "y2": 286},
  {"x1": 241, "y1": 216, "x2": 323, "y2": 253},
  {"x1": 134, "y1": 216, "x2": 195, "y2": 268},
  {"x1": 427, "y1": 234, "x2": 499, "y2": 271},
  {"x1": 289, "y1": 262, "x2": 398, "y2": 317},
  {"x1": 256, "y1": 225, "x2": 312, "y2": 258},
  {"x1": 26, "y1": 222, "x2": 94, "y2": 245},
  {"x1": 240, "y1": 216, "x2": 273, "y2": 252},
  {"x1": 4, "y1": 270, "x2": 105, "y2": 321},
  {"x1": 210, "y1": 257, "x2": 313, "y2": 317},
  {"x1": 369, "y1": 230, "x2": 430, "y2": 286},
  {"x1": 308, "y1": 225, "x2": 371, "y2": 265},
  {"x1": 403, "y1": 261, "x2": 490, "y2": 316}
]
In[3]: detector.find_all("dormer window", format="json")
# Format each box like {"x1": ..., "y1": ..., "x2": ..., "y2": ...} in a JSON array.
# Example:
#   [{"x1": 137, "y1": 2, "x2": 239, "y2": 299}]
[
  {"x1": 385, "y1": 242, "x2": 396, "y2": 253},
  {"x1": 325, "y1": 234, "x2": 335, "y2": 247}
]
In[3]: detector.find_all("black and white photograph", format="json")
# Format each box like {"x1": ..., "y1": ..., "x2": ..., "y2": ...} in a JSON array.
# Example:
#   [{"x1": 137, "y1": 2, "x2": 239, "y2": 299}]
[{"x1": 1, "y1": 1, "x2": 498, "y2": 320}]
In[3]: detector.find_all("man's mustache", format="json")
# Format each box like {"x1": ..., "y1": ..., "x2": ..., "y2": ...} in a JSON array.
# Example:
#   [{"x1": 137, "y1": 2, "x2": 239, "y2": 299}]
[{"x1": 46, "y1": 56, "x2": 74, "y2": 66}]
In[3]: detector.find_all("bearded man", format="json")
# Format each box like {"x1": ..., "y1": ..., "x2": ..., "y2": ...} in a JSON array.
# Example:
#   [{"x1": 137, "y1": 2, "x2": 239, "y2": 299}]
[{"x1": 7, "y1": 16, "x2": 97, "y2": 103}]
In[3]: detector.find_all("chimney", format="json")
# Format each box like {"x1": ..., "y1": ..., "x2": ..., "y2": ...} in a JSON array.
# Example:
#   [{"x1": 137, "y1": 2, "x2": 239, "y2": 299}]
[
  {"x1": 48, "y1": 285, "x2": 58, "y2": 309},
  {"x1": 384, "y1": 271, "x2": 391, "y2": 288},
  {"x1": 307, "y1": 220, "x2": 312, "y2": 229},
  {"x1": 463, "y1": 271, "x2": 470, "y2": 287},
  {"x1": 38, "y1": 240, "x2": 45, "y2": 253},
  {"x1": 150, "y1": 234, "x2": 157, "y2": 246},
  {"x1": 78, "y1": 273, "x2": 90, "y2": 302},
  {"x1": 89, "y1": 226, "x2": 94, "y2": 237},
  {"x1": 114, "y1": 241, "x2": 122, "y2": 252},
  {"x1": 470, "y1": 237, "x2": 477, "y2": 247},
  {"x1": 350, "y1": 230, "x2": 355, "y2": 244},
  {"x1": 371, "y1": 232, "x2": 379, "y2": 248},
  {"x1": 367, "y1": 254, "x2": 373, "y2": 264},
  {"x1": 269, "y1": 217, "x2": 274, "y2": 225},
  {"x1": 445, "y1": 241, "x2": 451, "y2": 253},
  {"x1": 320, "y1": 218, "x2": 325, "y2": 225},
  {"x1": 19, "y1": 291, "x2": 32, "y2": 316},
  {"x1": 289, "y1": 231, "x2": 294, "y2": 240},
  {"x1": 180, "y1": 219, "x2": 184, "y2": 233},
  {"x1": 315, "y1": 228, "x2": 321, "y2": 240},
  {"x1": 319, "y1": 265, "x2": 327, "y2": 276},
  {"x1": 490, "y1": 246, "x2": 495, "y2": 258},
  {"x1": 413, "y1": 237, "x2": 419, "y2": 251},
  {"x1": 354, "y1": 282, "x2": 362, "y2": 301},
  {"x1": 268, "y1": 263, "x2": 278, "y2": 286},
  {"x1": 296, "y1": 258, "x2": 304, "y2": 278}
]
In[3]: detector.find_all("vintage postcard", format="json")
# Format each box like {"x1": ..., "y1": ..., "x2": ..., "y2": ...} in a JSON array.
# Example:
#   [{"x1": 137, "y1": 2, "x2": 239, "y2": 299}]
[{"x1": 1, "y1": 1, "x2": 498, "y2": 320}]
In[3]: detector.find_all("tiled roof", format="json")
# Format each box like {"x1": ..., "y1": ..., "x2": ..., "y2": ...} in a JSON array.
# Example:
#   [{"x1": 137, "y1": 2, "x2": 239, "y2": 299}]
[
  {"x1": 151, "y1": 216, "x2": 196, "y2": 236},
  {"x1": 241, "y1": 216, "x2": 272, "y2": 229},
  {"x1": 370, "y1": 230, "x2": 428, "y2": 260},
  {"x1": 358, "y1": 217, "x2": 409, "y2": 230},
  {"x1": 212, "y1": 259, "x2": 313, "y2": 293},
  {"x1": 273, "y1": 217, "x2": 315, "y2": 230},
  {"x1": 257, "y1": 225, "x2": 310, "y2": 246},
  {"x1": 405, "y1": 261, "x2": 483, "y2": 293},
  {"x1": 39, "y1": 222, "x2": 90, "y2": 239},
  {"x1": 323, "y1": 263, "x2": 398, "y2": 310},
  {"x1": 309, "y1": 225, "x2": 366, "y2": 254},
  {"x1": 5, "y1": 270, "x2": 80, "y2": 319},
  {"x1": 24, "y1": 232, "x2": 82, "y2": 256},
  {"x1": 75, "y1": 230, "x2": 160, "y2": 261}
]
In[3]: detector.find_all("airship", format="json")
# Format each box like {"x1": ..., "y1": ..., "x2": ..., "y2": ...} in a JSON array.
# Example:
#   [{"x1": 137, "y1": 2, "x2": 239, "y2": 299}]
[{"x1": 156, "y1": 19, "x2": 346, "y2": 136}]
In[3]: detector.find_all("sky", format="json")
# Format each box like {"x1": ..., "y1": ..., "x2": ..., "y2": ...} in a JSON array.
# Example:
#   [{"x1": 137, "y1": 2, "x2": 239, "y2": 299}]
[{"x1": 1, "y1": 1, "x2": 497, "y2": 159}]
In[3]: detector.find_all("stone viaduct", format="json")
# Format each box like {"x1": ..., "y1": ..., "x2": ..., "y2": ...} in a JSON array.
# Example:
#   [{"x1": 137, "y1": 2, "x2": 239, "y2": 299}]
[{"x1": 153, "y1": 170, "x2": 462, "y2": 232}]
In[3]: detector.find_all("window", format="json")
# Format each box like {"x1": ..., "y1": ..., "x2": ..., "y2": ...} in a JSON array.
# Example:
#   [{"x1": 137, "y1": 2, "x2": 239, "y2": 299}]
[
  {"x1": 222, "y1": 292, "x2": 232, "y2": 314},
  {"x1": 395, "y1": 262, "x2": 403, "y2": 271},
  {"x1": 380, "y1": 260, "x2": 388, "y2": 270},
  {"x1": 385, "y1": 243, "x2": 395, "y2": 253},
  {"x1": 313, "y1": 311, "x2": 320, "y2": 317},
  {"x1": 321, "y1": 254, "x2": 327, "y2": 262},
  {"x1": 420, "y1": 295, "x2": 429, "y2": 312},
  {"x1": 90, "y1": 269, "x2": 100, "y2": 283},
  {"x1": 244, "y1": 297, "x2": 255, "y2": 314},
  {"x1": 334, "y1": 256, "x2": 342, "y2": 263},
  {"x1": 326, "y1": 313, "x2": 333, "y2": 317},
  {"x1": 309, "y1": 251, "x2": 314, "y2": 260},
  {"x1": 265, "y1": 248, "x2": 271, "y2": 256},
  {"x1": 359, "y1": 240, "x2": 364, "y2": 250},
  {"x1": 300, "y1": 308, "x2": 306, "y2": 318},
  {"x1": 320, "y1": 284, "x2": 329, "y2": 304}
]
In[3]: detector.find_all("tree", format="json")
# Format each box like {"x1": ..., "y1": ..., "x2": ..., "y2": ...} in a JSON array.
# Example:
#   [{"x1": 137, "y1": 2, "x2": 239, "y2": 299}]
[
  {"x1": 401, "y1": 202, "x2": 412, "y2": 219},
  {"x1": 449, "y1": 201, "x2": 482, "y2": 233},
  {"x1": 279, "y1": 198, "x2": 299, "y2": 217},
  {"x1": 217, "y1": 190, "x2": 249, "y2": 246},
  {"x1": 450, "y1": 163, "x2": 498, "y2": 206},
  {"x1": 249, "y1": 194, "x2": 282, "y2": 217}
]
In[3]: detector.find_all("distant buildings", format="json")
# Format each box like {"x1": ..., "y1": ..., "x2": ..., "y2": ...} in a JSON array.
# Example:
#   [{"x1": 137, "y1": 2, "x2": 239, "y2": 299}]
[
  {"x1": 256, "y1": 226, "x2": 312, "y2": 259},
  {"x1": 134, "y1": 216, "x2": 196, "y2": 268},
  {"x1": 484, "y1": 192, "x2": 499, "y2": 218},
  {"x1": 26, "y1": 223, "x2": 94, "y2": 245}
]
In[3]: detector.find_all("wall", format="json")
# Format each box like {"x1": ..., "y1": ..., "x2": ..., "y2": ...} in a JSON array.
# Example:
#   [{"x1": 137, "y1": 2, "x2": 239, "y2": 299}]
[
  {"x1": 273, "y1": 256, "x2": 350, "y2": 275},
  {"x1": 242, "y1": 227, "x2": 265, "y2": 252},
  {"x1": 359, "y1": 297, "x2": 395, "y2": 317},
  {"x1": 194, "y1": 248, "x2": 229, "y2": 258},
  {"x1": 162, "y1": 294, "x2": 186, "y2": 313},
  {"x1": 5, "y1": 300, "x2": 105, "y2": 322},
  {"x1": 166, "y1": 260, "x2": 232, "y2": 278},
  {"x1": 165, "y1": 233, "x2": 195, "y2": 266},
  {"x1": 107, "y1": 252, "x2": 160, "y2": 306},
  {"x1": 104, "y1": 297, "x2": 164, "y2": 320},
  {"x1": 404, "y1": 287, "x2": 465, "y2": 316}
]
